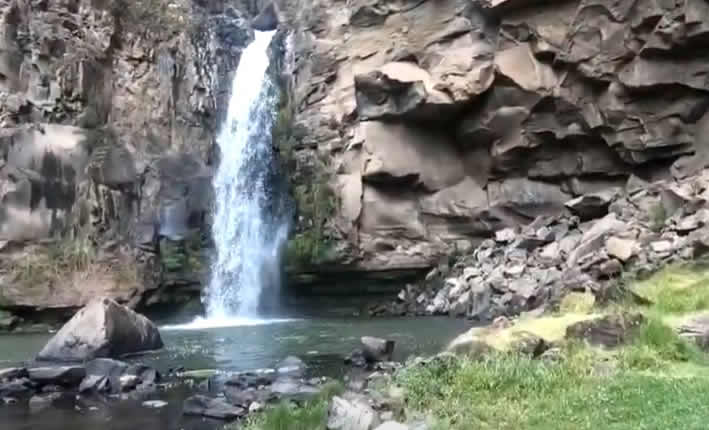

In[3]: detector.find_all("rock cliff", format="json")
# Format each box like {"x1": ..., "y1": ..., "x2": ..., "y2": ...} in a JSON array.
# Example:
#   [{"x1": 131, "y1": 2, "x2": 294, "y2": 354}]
[
  {"x1": 275, "y1": 0, "x2": 709, "y2": 290},
  {"x1": 0, "y1": 0, "x2": 261, "y2": 315}
]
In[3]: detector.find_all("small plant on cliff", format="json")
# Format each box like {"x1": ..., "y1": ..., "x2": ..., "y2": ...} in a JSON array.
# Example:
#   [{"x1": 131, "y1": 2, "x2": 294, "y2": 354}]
[{"x1": 272, "y1": 88, "x2": 338, "y2": 268}]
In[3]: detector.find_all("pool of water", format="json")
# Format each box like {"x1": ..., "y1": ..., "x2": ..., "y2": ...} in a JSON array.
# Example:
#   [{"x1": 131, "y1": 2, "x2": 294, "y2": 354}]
[{"x1": 0, "y1": 316, "x2": 471, "y2": 430}]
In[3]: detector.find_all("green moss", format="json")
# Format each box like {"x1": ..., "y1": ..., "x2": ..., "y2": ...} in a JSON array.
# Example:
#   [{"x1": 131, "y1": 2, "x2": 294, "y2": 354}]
[{"x1": 272, "y1": 87, "x2": 337, "y2": 269}]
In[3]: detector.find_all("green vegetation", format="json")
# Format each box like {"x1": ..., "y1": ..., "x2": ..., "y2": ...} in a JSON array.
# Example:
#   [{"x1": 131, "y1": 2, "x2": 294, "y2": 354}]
[
  {"x1": 238, "y1": 382, "x2": 344, "y2": 430},
  {"x1": 630, "y1": 264, "x2": 709, "y2": 315},
  {"x1": 402, "y1": 265, "x2": 709, "y2": 429},
  {"x1": 285, "y1": 180, "x2": 337, "y2": 268},
  {"x1": 272, "y1": 87, "x2": 337, "y2": 268},
  {"x1": 397, "y1": 354, "x2": 709, "y2": 430}
]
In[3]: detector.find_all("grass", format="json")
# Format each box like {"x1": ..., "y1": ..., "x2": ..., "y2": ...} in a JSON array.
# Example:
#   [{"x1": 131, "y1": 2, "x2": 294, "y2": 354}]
[
  {"x1": 402, "y1": 265, "x2": 709, "y2": 429},
  {"x1": 630, "y1": 265, "x2": 709, "y2": 315},
  {"x1": 397, "y1": 350, "x2": 709, "y2": 430},
  {"x1": 238, "y1": 382, "x2": 343, "y2": 430}
]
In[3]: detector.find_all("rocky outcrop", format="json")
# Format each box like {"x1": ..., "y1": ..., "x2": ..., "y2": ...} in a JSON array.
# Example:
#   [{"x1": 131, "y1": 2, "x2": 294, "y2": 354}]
[
  {"x1": 374, "y1": 168, "x2": 709, "y2": 321},
  {"x1": 37, "y1": 298, "x2": 163, "y2": 361},
  {"x1": 0, "y1": 0, "x2": 271, "y2": 315},
  {"x1": 275, "y1": 0, "x2": 709, "y2": 289},
  {"x1": 0, "y1": 358, "x2": 161, "y2": 406}
]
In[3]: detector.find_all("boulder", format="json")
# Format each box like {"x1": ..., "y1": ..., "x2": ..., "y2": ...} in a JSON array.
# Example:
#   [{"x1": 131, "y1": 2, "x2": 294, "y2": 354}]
[
  {"x1": 361, "y1": 337, "x2": 395, "y2": 363},
  {"x1": 0, "y1": 368, "x2": 28, "y2": 381},
  {"x1": 564, "y1": 190, "x2": 617, "y2": 220},
  {"x1": 0, "y1": 378, "x2": 34, "y2": 398},
  {"x1": 271, "y1": 377, "x2": 320, "y2": 401},
  {"x1": 37, "y1": 298, "x2": 163, "y2": 361},
  {"x1": 183, "y1": 394, "x2": 246, "y2": 420},
  {"x1": 605, "y1": 237, "x2": 636, "y2": 262},
  {"x1": 565, "y1": 314, "x2": 645, "y2": 348},
  {"x1": 327, "y1": 395, "x2": 379, "y2": 430},
  {"x1": 28, "y1": 366, "x2": 86, "y2": 387},
  {"x1": 677, "y1": 313, "x2": 709, "y2": 350}
]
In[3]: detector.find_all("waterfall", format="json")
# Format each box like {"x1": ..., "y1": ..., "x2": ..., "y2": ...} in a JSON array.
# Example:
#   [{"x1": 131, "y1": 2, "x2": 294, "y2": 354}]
[{"x1": 204, "y1": 30, "x2": 290, "y2": 320}]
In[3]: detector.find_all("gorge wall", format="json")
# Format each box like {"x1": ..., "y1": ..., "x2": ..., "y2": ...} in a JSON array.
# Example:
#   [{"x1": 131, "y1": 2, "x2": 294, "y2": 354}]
[
  {"x1": 3, "y1": 0, "x2": 709, "y2": 318},
  {"x1": 276, "y1": 0, "x2": 709, "y2": 290},
  {"x1": 0, "y1": 0, "x2": 265, "y2": 316}
]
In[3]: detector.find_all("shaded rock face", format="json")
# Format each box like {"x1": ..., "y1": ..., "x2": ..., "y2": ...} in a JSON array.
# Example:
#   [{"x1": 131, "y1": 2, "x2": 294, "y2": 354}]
[
  {"x1": 37, "y1": 298, "x2": 163, "y2": 361},
  {"x1": 0, "y1": 0, "x2": 262, "y2": 314},
  {"x1": 275, "y1": 0, "x2": 709, "y2": 287}
]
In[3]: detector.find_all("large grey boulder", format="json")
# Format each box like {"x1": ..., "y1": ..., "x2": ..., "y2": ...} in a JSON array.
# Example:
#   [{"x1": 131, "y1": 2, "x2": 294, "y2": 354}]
[
  {"x1": 361, "y1": 337, "x2": 395, "y2": 363},
  {"x1": 37, "y1": 298, "x2": 163, "y2": 362}
]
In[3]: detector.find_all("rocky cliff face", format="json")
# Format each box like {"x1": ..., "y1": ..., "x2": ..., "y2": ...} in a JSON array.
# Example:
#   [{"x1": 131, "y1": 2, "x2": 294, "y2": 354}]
[
  {"x1": 276, "y1": 0, "x2": 709, "y2": 290},
  {"x1": 0, "y1": 0, "x2": 260, "y2": 315}
]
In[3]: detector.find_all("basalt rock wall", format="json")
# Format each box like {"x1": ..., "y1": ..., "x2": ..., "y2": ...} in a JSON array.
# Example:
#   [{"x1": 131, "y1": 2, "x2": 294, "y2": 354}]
[
  {"x1": 0, "y1": 0, "x2": 264, "y2": 315},
  {"x1": 275, "y1": 0, "x2": 709, "y2": 290}
]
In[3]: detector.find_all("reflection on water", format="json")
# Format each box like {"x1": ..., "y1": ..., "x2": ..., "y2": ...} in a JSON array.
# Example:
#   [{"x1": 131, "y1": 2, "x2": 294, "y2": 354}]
[{"x1": 0, "y1": 317, "x2": 471, "y2": 430}]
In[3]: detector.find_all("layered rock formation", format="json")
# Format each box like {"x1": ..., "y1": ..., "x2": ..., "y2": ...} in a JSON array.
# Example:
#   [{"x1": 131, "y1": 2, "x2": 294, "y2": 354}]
[
  {"x1": 0, "y1": 0, "x2": 264, "y2": 314},
  {"x1": 276, "y1": 0, "x2": 709, "y2": 289}
]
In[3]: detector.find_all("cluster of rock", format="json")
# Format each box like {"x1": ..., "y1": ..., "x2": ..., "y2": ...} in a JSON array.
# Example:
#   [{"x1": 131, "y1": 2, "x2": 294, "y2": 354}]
[
  {"x1": 0, "y1": 298, "x2": 164, "y2": 411},
  {"x1": 181, "y1": 355, "x2": 328, "y2": 420},
  {"x1": 374, "y1": 169, "x2": 709, "y2": 321},
  {"x1": 0, "y1": 359, "x2": 162, "y2": 413}
]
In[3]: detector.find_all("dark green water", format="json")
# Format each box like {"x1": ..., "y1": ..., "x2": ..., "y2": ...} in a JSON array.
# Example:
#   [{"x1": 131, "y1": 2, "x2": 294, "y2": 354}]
[{"x1": 0, "y1": 317, "x2": 470, "y2": 430}]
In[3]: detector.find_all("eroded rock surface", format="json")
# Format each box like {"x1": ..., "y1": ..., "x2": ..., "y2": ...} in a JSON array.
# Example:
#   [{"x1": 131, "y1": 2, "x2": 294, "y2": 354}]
[
  {"x1": 0, "y1": 0, "x2": 260, "y2": 316},
  {"x1": 275, "y1": 0, "x2": 709, "y2": 289}
]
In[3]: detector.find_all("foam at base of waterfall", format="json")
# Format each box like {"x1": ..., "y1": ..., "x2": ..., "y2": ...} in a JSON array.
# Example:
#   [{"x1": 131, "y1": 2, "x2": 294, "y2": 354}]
[{"x1": 162, "y1": 315, "x2": 295, "y2": 331}]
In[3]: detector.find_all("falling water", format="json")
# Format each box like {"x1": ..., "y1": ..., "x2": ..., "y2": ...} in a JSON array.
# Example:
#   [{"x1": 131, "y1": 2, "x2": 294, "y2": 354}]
[{"x1": 203, "y1": 30, "x2": 290, "y2": 321}]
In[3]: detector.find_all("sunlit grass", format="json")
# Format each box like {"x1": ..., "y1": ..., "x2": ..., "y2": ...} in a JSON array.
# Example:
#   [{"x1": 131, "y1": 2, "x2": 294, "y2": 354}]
[{"x1": 397, "y1": 351, "x2": 709, "y2": 430}]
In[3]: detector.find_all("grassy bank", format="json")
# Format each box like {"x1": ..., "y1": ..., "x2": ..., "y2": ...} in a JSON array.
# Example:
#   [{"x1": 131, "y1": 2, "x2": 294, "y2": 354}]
[{"x1": 236, "y1": 265, "x2": 709, "y2": 430}]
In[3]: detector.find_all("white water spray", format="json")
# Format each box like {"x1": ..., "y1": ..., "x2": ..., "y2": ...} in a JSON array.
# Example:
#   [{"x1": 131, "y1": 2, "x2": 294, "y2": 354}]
[{"x1": 201, "y1": 30, "x2": 290, "y2": 323}]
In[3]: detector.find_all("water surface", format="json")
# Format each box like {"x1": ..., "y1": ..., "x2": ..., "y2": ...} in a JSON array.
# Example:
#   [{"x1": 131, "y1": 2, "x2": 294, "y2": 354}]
[{"x1": 0, "y1": 317, "x2": 470, "y2": 430}]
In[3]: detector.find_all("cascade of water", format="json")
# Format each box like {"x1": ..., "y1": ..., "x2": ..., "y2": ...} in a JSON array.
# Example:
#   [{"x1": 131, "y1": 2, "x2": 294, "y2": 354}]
[{"x1": 204, "y1": 30, "x2": 290, "y2": 320}]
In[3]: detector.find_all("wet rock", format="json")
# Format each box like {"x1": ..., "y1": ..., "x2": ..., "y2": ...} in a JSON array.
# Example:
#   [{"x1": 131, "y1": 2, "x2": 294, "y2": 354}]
[
  {"x1": 226, "y1": 371, "x2": 275, "y2": 389},
  {"x1": 361, "y1": 337, "x2": 395, "y2": 363},
  {"x1": 0, "y1": 378, "x2": 34, "y2": 398},
  {"x1": 183, "y1": 394, "x2": 246, "y2": 420},
  {"x1": 345, "y1": 349, "x2": 368, "y2": 368},
  {"x1": 0, "y1": 368, "x2": 28, "y2": 381},
  {"x1": 79, "y1": 375, "x2": 109, "y2": 394},
  {"x1": 327, "y1": 395, "x2": 380, "y2": 430},
  {"x1": 28, "y1": 366, "x2": 86, "y2": 387},
  {"x1": 224, "y1": 385, "x2": 272, "y2": 407},
  {"x1": 29, "y1": 392, "x2": 74, "y2": 413},
  {"x1": 38, "y1": 298, "x2": 163, "y2": 361}
]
